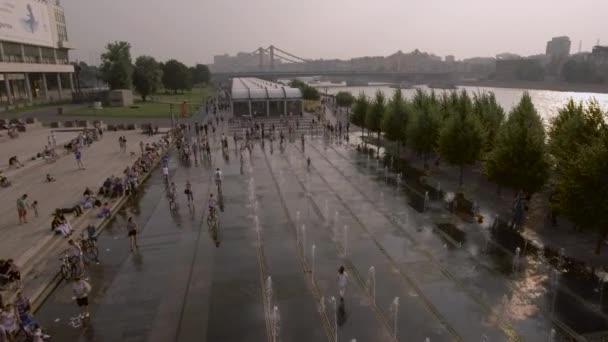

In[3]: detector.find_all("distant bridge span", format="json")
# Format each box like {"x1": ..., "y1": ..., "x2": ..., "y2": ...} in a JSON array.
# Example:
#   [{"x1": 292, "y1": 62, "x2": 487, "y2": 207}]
[
  {"x1": 212, "y1": 45, "x2": 468, "y2": 83},
  {"x1": 213, "y1": 70, "x2": 456, "y2": 78}
]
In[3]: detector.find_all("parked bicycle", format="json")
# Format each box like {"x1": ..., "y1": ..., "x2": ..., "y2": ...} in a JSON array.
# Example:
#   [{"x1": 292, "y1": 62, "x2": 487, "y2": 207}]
[
  {"x1": 59, "y1": 253, "x2": 80, "y2": 280},
  {"x1": 78, "y1": 233, "x2": 99, "y2": 263}
]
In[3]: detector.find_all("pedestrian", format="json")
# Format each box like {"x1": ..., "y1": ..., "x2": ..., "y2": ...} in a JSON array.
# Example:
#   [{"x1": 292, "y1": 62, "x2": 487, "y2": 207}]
[
  {"x1": 126, "y1": 217, "x2": 138, "y2": 251},
  {"x1": 184, "y1": 181, "x2": 193, "y2": 204},
  {"x1": 31, "y1": 200, "x2": 39, "y2": 218},
  {"x1": 191, "y1": 142, "x2": 199, "y2": 163},
  {"x1": 139, "y1": 141, "x2": 144, "y2": 155},
  {"x1": 337, "y1": 266, "x2": 348, "y2": 302},
  {"x1": 17, "y1": 194, "x2": 29, "y2": 224},
  {"x1": 71, "y1": 277, "x2": 91, "y2": 319},
  {"x1": 74, "y1": 149, "x2": 85, "y2": 170},
  {"x1": 122, "y1": 136, "x2": 128, "y2": 153},
  {"x1": 162, "y1": 165, "x2": 169, "y2": 180}
]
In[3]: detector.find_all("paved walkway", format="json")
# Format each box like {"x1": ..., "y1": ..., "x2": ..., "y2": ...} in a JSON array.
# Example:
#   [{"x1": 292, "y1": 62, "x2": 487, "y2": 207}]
[
  {"x1": 0, "y1": 129, "x2": 164, "y2": 304},
  {"x1": 24, "y1": 117, "x2": 607, "y2": 341},
  {"x1": 0, "y1": 123, "x2": 76, "y2": 169},
  {"x1": 322, "y1": 104, "x2": 608, "y2": 269}
]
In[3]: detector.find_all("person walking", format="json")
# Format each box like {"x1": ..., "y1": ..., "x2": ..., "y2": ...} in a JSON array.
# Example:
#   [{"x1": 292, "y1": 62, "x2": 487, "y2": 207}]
[
  {"x1": 74, "y1": 149, "x2": 85, "y2": 170},
  {"x1": 191, "y1": 142, "x2": 199, "y2": 163},
  {"x1": 184, "y1": 181, "x2": 193, "y2": 204},
  {"x1": 126, "y1": 217, "x2": 138, "y2": 252},
  {"x1": 337, "y1": 266, "x2": 348, "y2": 302},
  {"x1": 16, "y1": 194, "x2": 29, "y2": 224},
  {"x1": 71, "y1": 277, "x2": 91, "y2": 319}
]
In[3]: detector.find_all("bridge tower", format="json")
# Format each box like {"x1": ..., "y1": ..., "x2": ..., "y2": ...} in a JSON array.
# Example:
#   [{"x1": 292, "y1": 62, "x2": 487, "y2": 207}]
[
  {"x1": 258, "y1": 47, "x2": 265, "y2": 70},
  {"x1": 269, "y1": 45, "x2": 275, "y2": 70}
]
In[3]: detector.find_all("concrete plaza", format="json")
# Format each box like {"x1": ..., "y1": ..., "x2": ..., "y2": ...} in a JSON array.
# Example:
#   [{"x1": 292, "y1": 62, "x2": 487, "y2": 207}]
[
  {"x1": 26, "y1": 124, "x2": 608, "y2": 341},
  {"x1": 0, "y1": 126, "x2": 165, "y2": 310}
]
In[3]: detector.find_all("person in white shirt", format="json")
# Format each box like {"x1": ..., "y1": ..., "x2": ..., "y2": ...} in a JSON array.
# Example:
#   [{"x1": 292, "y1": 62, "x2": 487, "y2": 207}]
[
  {"x1": 337, "y1": 266, "x2": 348, "y2": 302},
  {"x1": 214, "y1": 168, "x2": 222, "y2": 188},
  {"x1": 72, "y1": 277, "x2": 91, "y2": 319},
  {"x1": 162, "y1": 165, "x2": 169, "y2": 180}
]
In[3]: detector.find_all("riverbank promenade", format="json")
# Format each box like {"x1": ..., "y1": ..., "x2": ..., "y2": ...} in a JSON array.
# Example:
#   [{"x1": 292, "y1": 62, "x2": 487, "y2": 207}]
[{"x1": 0, "y1": 127, "x2": 165, "y2": 308}]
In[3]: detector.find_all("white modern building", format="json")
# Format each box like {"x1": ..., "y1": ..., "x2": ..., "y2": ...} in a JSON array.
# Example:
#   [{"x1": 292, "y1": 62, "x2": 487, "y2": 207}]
[
  {"x1": 231, "y1": 78, "x2": 302, "y2": 117},
  {"x1": 0, "y1": 0, "x2": 75, "y2": 107}
]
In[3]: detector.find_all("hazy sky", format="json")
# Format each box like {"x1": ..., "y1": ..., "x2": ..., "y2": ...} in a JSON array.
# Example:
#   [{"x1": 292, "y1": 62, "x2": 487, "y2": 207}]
[{"x1": 64, "y1": 0, "x2": 607, "y2": 66}]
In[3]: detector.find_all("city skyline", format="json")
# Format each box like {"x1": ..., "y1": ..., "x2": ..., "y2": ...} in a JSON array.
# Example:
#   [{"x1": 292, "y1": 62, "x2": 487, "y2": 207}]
[{"x1": 63, "y1": 0, "x2": 607, "y2": 65}]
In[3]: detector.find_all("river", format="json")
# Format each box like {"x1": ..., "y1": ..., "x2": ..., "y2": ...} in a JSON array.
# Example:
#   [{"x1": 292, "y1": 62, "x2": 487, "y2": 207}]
[{"x1": 314, "y1": 83, "x2": 608, "y2": 121}]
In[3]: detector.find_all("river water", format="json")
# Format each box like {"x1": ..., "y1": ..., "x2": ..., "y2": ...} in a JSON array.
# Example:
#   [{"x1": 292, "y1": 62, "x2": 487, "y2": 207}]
[{"x1": 316, "y1": 84, "x2": 608, "y2": 121}]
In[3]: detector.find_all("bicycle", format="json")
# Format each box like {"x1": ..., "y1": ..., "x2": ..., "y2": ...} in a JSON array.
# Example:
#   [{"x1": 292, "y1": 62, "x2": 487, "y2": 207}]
[
  {"x1": 78, "y1": 234, "x2": 99, "y2": 263},
  {"x1": 59, "y1": 254, "x2": 80, "y2": 280}
]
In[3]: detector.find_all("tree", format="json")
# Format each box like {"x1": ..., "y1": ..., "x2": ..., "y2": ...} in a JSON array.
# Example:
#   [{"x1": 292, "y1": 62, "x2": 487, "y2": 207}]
[
  {"x1": 351, "y1": 93, "x2": 369, "y2": 140},
  {"x1": 191, "y1": 64, "x2": 211, "y2": 85},
  {"x1": 98, "y1": 41, "x2": 133, "y2": 90},
  {"x1": 366, "y1": 90, "x2": 386, "y2": 157},
  {"x1": 335, "y1": 91, "x2": 355, "y2": 110},
  {"x1": 73, "y1": 61, "x2": 98, "y2": 89},
  {"x1": 473, "y1": 92, "x2": 505, "y2": 152},
  {"x1": 289, "y1": 79, "x2": 306, "y2": 89},
  {"x1": 409, "y1": 92, "x2": 442, "y2": 169},
  {"x1": 549, "y1": 99, "x2": 608, "y2": 254},
  {"x1": 554, "y1": 136, "x2": 608, "y2": 254},
  {"x1": 162, "y1": 59, "x2": 191, "y2": 94},
  {"x1": 485, "y1": 93, "x2": 549, "y2": 193},
  {"x1": 289, "y1": 79, "x2": 320, "y2": 101},
  {"x1": 381, "y1": 89, "x2": 409, "y2": 157},
  {"x1": 301, "y1": 85, "x2": 320, "y2": 100},
  {"x1": 548, "y1": 99, "x2": 604, "y2": 166},
  {"x1": 132, "y1": 56, "x2": 162, "y2": 101},
  {"x1": 438, "y1": 90, "x2": 484, "y2": 187}
]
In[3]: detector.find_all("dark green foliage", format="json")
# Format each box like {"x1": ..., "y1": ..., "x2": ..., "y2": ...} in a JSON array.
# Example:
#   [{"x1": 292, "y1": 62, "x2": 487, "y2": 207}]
[
  {"x1": 366, "y1": 91, "x2": 386, "y2": 157},
  {"x1": 190, "y1": 64, "x2": 211, "y2": 85},
  {"x1": 473, "y1": 92, "x2": 505, "y2": 152},
  {"x1": 409, "y1": 92, "x2": 442, "y2": 168},
  {"x1": 438, "y1": 90, "x2": 484, "y2": 186},
  {"x1": 132, "y1": 56, "x2": 162, "y2": 101},
  {"x1": 98, "y1": 41, "x2": 133, "y2": 90},
  {"x1": 335, "y1": 91, "x2": 355, "y2": 108},
  {"x1": 549, "y1": 99, "x2": 608, "y2": 254},
  {"x1": 162, "y1": 59, "x2": 192, "y2": 94},
  {"x1": 485, "y1": 93, "x2": 549, "y2": 193}
]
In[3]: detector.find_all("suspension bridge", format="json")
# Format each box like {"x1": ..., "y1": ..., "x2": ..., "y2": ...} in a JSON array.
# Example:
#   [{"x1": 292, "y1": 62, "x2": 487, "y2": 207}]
[{"x1": 212, "y1": 45, "x2": 463, "y2": 83}]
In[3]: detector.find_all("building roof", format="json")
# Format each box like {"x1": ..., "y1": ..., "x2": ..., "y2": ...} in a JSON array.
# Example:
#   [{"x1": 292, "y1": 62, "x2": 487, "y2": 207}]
[{"x1": 231, "y1": 77, "x2": 301, "y2": 101}]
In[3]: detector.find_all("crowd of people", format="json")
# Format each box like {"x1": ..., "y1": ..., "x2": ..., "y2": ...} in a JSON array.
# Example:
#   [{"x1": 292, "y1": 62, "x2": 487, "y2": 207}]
[{"x1": 1, "y1": 126, "x2": 173, "y2": 340}]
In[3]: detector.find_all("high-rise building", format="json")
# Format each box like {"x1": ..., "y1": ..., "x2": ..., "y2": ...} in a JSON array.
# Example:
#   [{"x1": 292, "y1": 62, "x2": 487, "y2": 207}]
[
  {"x1": 546, "y1": 36, "x2": 571, "y2": 60},
  {"x1": 0, "y1": 0, "x2": 76, "y2": 106}
]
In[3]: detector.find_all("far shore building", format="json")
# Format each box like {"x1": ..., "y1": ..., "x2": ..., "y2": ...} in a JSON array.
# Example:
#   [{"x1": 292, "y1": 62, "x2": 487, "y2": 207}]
[
  {"x1": 0, "y1": 0, "x2": 75, "y2": 107},
  {"x1": 230, "y1": 77, "x2": 302, "y2": 117}
]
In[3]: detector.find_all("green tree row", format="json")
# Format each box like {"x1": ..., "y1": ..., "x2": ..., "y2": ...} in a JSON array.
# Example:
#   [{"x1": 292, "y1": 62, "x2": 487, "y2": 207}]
[
  {"x1": 349, "y1": 87, "x2": 607, "y2": 253},
  {"x1": 98, "y1": 41, "x2": 211, "y2": 101}
]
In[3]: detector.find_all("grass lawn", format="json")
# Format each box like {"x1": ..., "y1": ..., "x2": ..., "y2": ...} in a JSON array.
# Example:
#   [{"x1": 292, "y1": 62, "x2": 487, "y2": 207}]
[
  {"x1": 64, "y1": 87, "x2": 214, "y2": 118},
  {"x1": 0, "y1": 101, "x2": 74, "y2": 115}
]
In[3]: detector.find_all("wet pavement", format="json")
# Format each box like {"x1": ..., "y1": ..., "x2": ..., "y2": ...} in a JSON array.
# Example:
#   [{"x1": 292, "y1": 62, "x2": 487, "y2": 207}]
[{"x1": 32, "y1": 131, "x2": 608, "y2": 341}]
